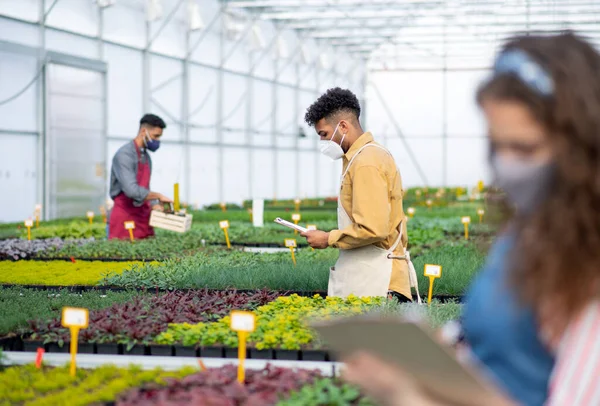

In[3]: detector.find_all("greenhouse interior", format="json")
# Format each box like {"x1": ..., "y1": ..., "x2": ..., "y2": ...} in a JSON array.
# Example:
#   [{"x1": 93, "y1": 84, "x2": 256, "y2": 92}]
[{"x1": 1, "y1": 0, "x2": 600, "y2": 405}]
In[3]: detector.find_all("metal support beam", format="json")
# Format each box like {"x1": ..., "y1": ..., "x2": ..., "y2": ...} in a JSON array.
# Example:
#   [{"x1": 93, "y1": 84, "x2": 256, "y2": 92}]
[
  {"x1": 147, "y1": 0, "x2": 186, "y2": 48},
  {"x1": 246, "y1": 50, "x2": 254, "y2": 199},
  {"x1": 294, "y1": 58, "x2": 300, "y2": 199},
  {"x1": 38, "y1": 0, "x2": 48, "y2": 220},
  {"x1": 182, "y1": 30, "x2": 191, "y2": 205},
  {"x1": 442, "y1": 5, "x2": 448, "y2": 187},
  {"x1": 271, "y1": 43, "x2": 279, "y2": 201},
  {"x1": 217, "y1": 6, "x2": 225, "y2": 204}
]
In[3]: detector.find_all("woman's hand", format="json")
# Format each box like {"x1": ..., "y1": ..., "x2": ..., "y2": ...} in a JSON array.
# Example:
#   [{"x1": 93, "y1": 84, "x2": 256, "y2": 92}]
[{"x1": 342, "y1": 351, "x2": 445, "y2": 406}]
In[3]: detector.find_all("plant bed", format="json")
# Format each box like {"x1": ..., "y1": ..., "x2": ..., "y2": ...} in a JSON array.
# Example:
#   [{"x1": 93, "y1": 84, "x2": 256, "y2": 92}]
[
  {"x1": 200, "y1": 346, "x2": 224, "y2": 358},
  {"x1": 249, "y1": 348, "x2": 274, "y2": 360},
  {"x1": 96, "y1": 343, "x2": 121, "y2": 355},
  {"x1": 123, "y1": 344, "x2": 147, "y2": 356},
  {"x1": 274, "y1": 349, "x2": 300, "y2": 360},
  {"x1": 114, "y1": 364, "x2": 325, "y2": 406},
  {"x1": 21, "y1": 339, "x2": 45, "y2": 352},
  {"x1": 300, "y1": 349, "x2": 328, "y2": 362},
  {"x1": 78, "y1": 342, "x2": 95, "y2": 354},
  {"x1": 46, "y1": 342, "x2": 70, "y2": 354},
  {"x1": 173, "y1": 344, "x2": 198, "y2": 357}
]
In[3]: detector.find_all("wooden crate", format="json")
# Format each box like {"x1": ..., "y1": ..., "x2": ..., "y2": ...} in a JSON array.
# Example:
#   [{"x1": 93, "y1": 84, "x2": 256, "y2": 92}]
[{"x1": 149, "y1": 211, "x2": 193, "y2": 233}]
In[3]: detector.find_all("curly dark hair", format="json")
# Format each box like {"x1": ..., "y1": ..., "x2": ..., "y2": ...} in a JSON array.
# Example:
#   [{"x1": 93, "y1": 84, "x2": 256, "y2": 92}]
[
  {"x1": 140, "y1": 114, "x2": 167, "y2": 129},
  {"x1": 477, "y1": 31, "x2": 600, "y2": 338},
  {"x1": 304, "y1": 87, "x2": 361, "y2": 126}
]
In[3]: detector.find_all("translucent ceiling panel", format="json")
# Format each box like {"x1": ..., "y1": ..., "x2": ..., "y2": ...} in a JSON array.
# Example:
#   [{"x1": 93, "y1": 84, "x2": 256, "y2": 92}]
[
  {"x1": 299, "y1": 64, "x2": 317, "y2": 92},
  {"x1": 251, "y1": 149, "x2": 274, "y2": 200},
  {"x1": 446, "y1": 70, "x2": 490, "y2": 138},
  {"x1": 298, "y1": 91, "x2": 317, "y2": 150},
  {"x1": 446, "y1": 138, "x2": 490, "y2": 187},
  {"x1": 251, "y1": 78, "x2": 273, "y2": 146},
  {"x1": 385, "y1": 138, "x2": 443, "y2": 188},
  {"x1": 0, "y1": 50, "x2": 38, "y2": 132},
  {"x1": 189, "y1": 64, "x2": 218, "y2": 143},
  {"x1": 299, "y1": 151, "x2": 317, "y2": 199},
  {"x1": 149, "y1": 2, "x2": 186, "y2": 58},
  {"x1": 190, "y1": 29, "x2": 220, "y2": 68},
  {"x1": 222, "y1": 147, "x2": 249, "y2": 203},
  {"x1": 0, "y1": 0, "x2": 38, "y2": 22},
  {"x1": 150, "y1": 54, "x2": 183, "y2": 140},
  {"x1": 276, "y1": 150, "x2": 297, "y2": 200},
  {"x1": 103, "y1": 2, "x2": 146, "y2": 49},
  {"x1": 105, "y1": 44, "x2": 143, "y2": 137},
  {"x1": 46, "y1": 29, "x2": 100, "y2": 60},
  {"x1": 276, "y1": 86, "x2": 295, "y2": 148},
  {"x1": 46, "y1": 0, "x2": 98, "y2": 37},
  {"x1": 317, "y1": 152, "x2": 340, "y2": 198},
  {"x1": 0, "y1": 17, "x2": 40, "y2": 47},
  {"x1": 148, "y1": 143, "x2": 186, "y2": 200},
  {"x1": 189, "y1": 145, "x2": 219, "y2": 207},
  {"x1": 367, "y1": 71, "x2": 444, "y2": 138}
]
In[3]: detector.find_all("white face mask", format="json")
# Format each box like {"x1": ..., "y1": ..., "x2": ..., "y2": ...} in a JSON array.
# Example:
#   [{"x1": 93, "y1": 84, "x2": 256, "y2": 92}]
[{"x1": 319, "y1": 122, "x2": 346, "y2": 161}]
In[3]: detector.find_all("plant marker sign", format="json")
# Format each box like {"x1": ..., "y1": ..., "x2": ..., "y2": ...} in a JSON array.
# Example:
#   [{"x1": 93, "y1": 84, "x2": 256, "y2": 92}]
[
  {"x1": 61, "y1": 307, "x2": 89, "y2": 377},
  {"x1": 461, "y1": 216, "x2": 471, "y2": 240},
  {"x1": 426, "y1": 199, "x2": 433, "y2": 210},
  {"x1": 220, "y1": 202, "x2": 227, "y2": 212},
  {"x1": 306, "y1": 225, "x2": 317, "y2": 251},
  {"x1": 230, "y1": 311, "x2": 256, "y2": 383},
  {"x1": 24, "y1": 219, "x2": 33, "y2": 241},
  {"x1": 285, "y1": 238, "x2": 297, "y2": 265},
  {"x1": 424, "y1": 264, "x2": 443, "y2": 305},
  {"x1": 477, "y1": 209, "x2": 485, "y2": 223},
  {"x1": 407, "y1": 207, "x2": 416, "y2": 218},
  {"x1": 294, "y1": 198, "x2": 301, "y2": 212},
  {"x1": 124, "y1": 221, "x2": 136, "y2": 242},
  {"x1": 34, "y1": 204, "x2": 42, "y2": 228},
  {"x1": 86, "y1": 211, "x2": 94, "y2": 224},
  {"x1": 292, "y1": 213, "x2": 301, "y2": 234},
  {"x1": 220, "y1": 220, "x2": 231, "y2": 249}
]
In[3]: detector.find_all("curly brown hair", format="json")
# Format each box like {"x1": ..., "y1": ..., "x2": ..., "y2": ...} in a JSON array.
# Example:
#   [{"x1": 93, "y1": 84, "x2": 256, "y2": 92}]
[{"x1": 477, "y1": 31, "x2": 600, "y2": 339}]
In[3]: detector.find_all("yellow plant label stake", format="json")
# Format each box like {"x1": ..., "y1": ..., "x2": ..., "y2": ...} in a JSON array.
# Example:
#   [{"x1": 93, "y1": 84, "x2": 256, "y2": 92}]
[
  {"x1": 61, "y1": 307, "x2": 89, "y2": 377},
  {"x1": 99, "y1": 206, "x2": 107, "y2": 223},
  {"x1": 247, "y1": 208, "x2": 253, "y2": 223},
  {"x1": 424, "y1": 264, "x2": 442, "y2": 305},
  {"x1": 220, "y1": 202, "x2": 227, "y2": 212},
  {"x1": 24, "y1": 219, "x2": 33, "y2": 241},
  {"x1": 477, "y1": 209, "x2": 485, "y2": 224},
  {"x1": 230, "y1": 311, "x2": 256, "y2": 384},
  {"x1": 294, "y1": 199, "x2": 301, "y2": 212},
  {"x1": 35, "y1": 204, "x2": 42, "y2": 228},
  {"x1": 461, "y1": 216, "x2": 471, "y2": 240},
  {"x1": 86, "y1": 211, "x2": 94, "y2": 224},
  {"x1": 174, "y1": 183, "x2": 180, "y2": 212},
  {"x1": 124, "y1": 221, "x2": 136, "y2": 242},
  {"x1": 407, "y1": 207, "x2": 415, "y2": 218},
  {"x1": 285, "y1": 238, "x2": 297, "y2": 265},
  {"x1": 426, "y1": 199, "x2": 433, "y2": 211},
  {"x1": 220, "y1": 220, "x2": 231, "y2": 249},
  {"x1": 292, "y1": 213, "x2": 301, "y2": 235}
]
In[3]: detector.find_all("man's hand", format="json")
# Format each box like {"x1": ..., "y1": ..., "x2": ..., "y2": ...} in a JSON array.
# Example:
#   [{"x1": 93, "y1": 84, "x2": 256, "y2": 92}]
[
  {"x1": 300, "y1": 230, "x2": 330, "y2": 249},
  {"x1": 152, "y1": 204, "x2": 165, "y2": 212}
]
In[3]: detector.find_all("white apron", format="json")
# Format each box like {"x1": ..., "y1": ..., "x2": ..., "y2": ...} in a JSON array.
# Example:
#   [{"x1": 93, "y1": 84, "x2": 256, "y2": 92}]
[{"x1": 327, "y1": 143, "x2": 422, "y2": 303}]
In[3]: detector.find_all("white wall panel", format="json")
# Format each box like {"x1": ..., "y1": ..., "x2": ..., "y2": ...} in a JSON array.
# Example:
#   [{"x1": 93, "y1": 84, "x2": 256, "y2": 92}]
[
  {"x1": 446, "y1": 138, "x2": 490, "y2": 186},
  {"x1": 276, "y1": 150, "x2": 296, "y2": 199},
  {"x1": 190, "y1": 31, "x2": 220, "y2": 68},
  {"x1": 0, "y1": 134, "x2": 37, "y2": 222},
  {"x1": 105, "y1": 44, "x2": 143, "y2": 136},
  {"x1": 250, "y1": 149, "x2": 273, "y2": 199},
  {"x1": 223, "y1": 37, "x2": 250, "y2": 73},
  {"x1": 0, "y1": 17, "x2": 39, "y2": 47},
  {"x1": 149, "y1": 11, "x2": 185, "y2": 58},
  {"x1": 222, "y1": 72, "x2": 247, "y2": 136},
  {"x1": 189, "y1": 145, "x2": 219, "y2": 207},
  {"x1": 0, "y1": 51, "x2": 38, "y2": 132},
  {"x1": 150, "y1": 54, "x2": 183, "y2": 140},
  {"x1": 188, "y1": 65, "x2": 218, "y2": 142},
  {"x1": 46, "y1": 0, "x2": 98, "y2": 37},
  {"x1": 148, "y1": 143, "x2": 185, "y2": 200},
  {"x1": 299, "y1": 64, "x2": 317, "y2": 91},
  {"x1": 386, "y1": 138, "x2": 444, "y2": 188},
  {"x1": 446, "y1": 70, "x2": 489, "y2": 137},
  {"x1": 317, "y1": 153, "x2": 339, "y2": 198},
  {"x1": 102, "y1": 3, "x2": 146, "y2": 49},
  {"x1": 222, "y1": 147, "x2": 249, "y2": 203},
  {"x1": 298, "y1": 151, "x2": 317, "y2": 199}
]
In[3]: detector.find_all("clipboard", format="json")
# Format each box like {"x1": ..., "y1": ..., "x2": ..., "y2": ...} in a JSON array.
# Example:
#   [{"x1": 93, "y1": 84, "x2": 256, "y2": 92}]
[
  {"x1": 274, "y1": 217, "x2": 309, "y2": 233},
  {"x1": 312, "y1": 315, "x2": 511, "y2": 406}
]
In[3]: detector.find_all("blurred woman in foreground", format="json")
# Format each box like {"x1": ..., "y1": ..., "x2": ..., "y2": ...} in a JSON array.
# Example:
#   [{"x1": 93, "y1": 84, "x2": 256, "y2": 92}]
[{"x1": 343, "y1": 32, "x2": 600, "y2": 406}]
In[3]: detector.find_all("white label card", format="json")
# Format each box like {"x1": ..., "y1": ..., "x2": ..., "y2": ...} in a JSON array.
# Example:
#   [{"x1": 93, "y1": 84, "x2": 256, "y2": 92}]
[
  {"x1": 407, "y1": 208, "x2": 415, "y2": 215},
  {"x1": 62, "y1": 307, "x2": 89, "y2": 328},
  {"x1": 307, "y1": 225, "x2": 317, "y2": 231},
  {"x1": 477, "y1": 209, "x2": 485, "y2": 215},
  {"x1": 24, "y1": 219, "x2": 33, "y2": 227},
  {"x1": 292, "y1": 214, "x2": 301, "y2": 221},
  {"x1": 219, "y1": 220, "x2": 230, "y2": 229},
  {"x1": 424, "y1": 264, "x2": 442, "y2": 278},
  {"x1": 461, "y1": 217, "x2": 471, "y2": 224},
  {"x1": 230, "y1": 311, "x2": 256, "y2": 332},
  {"x1": 124, "y1": 221, "x2": 136, "y2": 230},
  {"x1": 285, "y1": 239, "x2": 297, "y2": 248},
  {"x1": 87, "y1": 211, "x2": 94, "y2": 218},
  {"x1": 35, "y1": 204, "x2": 42, "y2": 211}
]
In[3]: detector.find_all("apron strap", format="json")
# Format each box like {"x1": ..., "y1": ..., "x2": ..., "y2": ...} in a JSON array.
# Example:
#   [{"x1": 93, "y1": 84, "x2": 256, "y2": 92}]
[{"x1": 341, "y1": 143, "x2": 392, "y2": 180}]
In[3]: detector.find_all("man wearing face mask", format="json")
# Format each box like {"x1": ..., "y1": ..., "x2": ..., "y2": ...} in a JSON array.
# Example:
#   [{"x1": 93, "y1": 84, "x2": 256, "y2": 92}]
[
  {"x1": 300, "y1": 88, "x2": 415, "y2": 302},
  {"x1": 107, "y1": 114, "x2": 173, "y2": 240}
]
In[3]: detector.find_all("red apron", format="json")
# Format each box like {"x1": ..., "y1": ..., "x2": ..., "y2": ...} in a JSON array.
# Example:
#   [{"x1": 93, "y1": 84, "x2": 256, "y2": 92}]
[{"x1": 108, "y1": 142, "x2": 155, "y2": 240}]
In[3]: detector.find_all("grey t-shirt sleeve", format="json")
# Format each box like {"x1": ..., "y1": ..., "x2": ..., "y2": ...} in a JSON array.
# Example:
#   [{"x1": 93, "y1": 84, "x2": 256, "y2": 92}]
[{"x1": 112, "y1": 149, "x2": 150, "y2": 206}]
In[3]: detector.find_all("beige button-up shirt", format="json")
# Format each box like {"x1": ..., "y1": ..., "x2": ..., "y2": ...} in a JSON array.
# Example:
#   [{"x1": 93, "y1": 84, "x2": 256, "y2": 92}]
[{"x1": 327, "y1": 132, "x2": 411, "y2": 298}]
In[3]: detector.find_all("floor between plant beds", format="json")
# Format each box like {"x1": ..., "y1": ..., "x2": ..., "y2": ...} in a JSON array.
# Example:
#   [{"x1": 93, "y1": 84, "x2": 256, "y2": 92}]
[{"x1": 2, "y1": 351, "x2": 340, "y2": 377}]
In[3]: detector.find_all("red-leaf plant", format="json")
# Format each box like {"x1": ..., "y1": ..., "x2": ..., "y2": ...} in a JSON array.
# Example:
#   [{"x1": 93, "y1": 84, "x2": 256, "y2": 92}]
[
  {"x1": 116, "y1": 364, "x2": 322, "y2": 406},
  {"x1": 24, "y1": 289, "x2": 279, "y2": 349}
]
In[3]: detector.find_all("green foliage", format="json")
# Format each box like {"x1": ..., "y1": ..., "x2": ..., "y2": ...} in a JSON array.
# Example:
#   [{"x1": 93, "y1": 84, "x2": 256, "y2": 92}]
[
  {"x1": 278, "y1": 378, "x2": 375, "y2": 406},
  {"x1": 0, "y1": 364, "x2": 196, "y2": 406},
  {"x1": 0, "y1": 287, "x2": 139, "y2": 335},
  {"x1": 24, "y1": 222, "x2": 106, "y2": 240}
]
